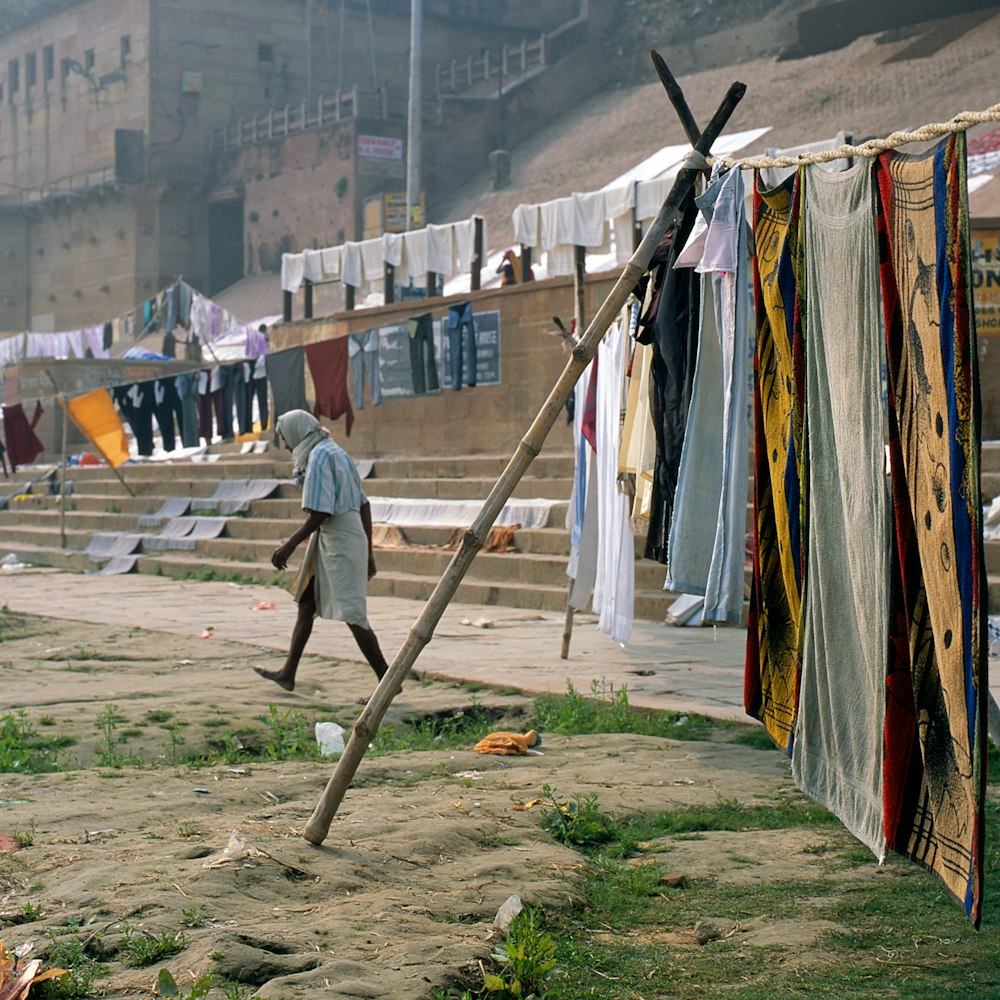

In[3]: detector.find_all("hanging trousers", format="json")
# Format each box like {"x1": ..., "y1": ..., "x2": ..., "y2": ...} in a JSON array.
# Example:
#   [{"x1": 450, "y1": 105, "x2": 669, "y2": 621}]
[
  {"x1": 447, "y1": 302, "x2": 477, "y2": 389},
  {"x1": 407, "y1": 313, "x2": 439, "y2": 394}
]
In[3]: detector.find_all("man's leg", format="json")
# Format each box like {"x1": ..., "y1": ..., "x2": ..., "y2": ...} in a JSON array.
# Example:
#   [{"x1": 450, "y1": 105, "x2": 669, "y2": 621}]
[
  {"x1": 254, "y1": 582, "x2": 316, "y2": 691},
  {"x1": 347, "y1": 623, "x2": 389, "y2": 681}
]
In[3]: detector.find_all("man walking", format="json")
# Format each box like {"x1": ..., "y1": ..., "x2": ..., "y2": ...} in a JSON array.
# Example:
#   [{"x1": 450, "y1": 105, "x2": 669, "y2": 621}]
[{"x1": 254, "y1": 409, "x2": 389, "y2": 690}]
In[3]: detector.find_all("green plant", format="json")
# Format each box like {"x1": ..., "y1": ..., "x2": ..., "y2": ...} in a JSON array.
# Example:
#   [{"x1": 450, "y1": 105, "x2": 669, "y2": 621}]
[
  {"x1": 179, "y1": 906, "x2": 206, "y2": 929},
  {"x1": 39, "y1": 715, "x2": 56, "y2": 726},
  {"x1": 103, "y1": 504, "x2": 120, "y2": 514},
  {"x1": 540, "y1": 785, "x2": 615, "y2": 851},
  {"x1": 0, "y1": 711, "x2": 71, "y2": 773},
  {"x1": 161, "y1": 721, "x2": 187, "y2": 763},
  {"x1": 121, "y1": 926, "x2": 185, "y2": 967},
  {"x1": 178, "y1": 821, "x2": 203, "y2": 838},
  {"x1": 260, "y1": 704, "x2": 321, "y2": 760},
  {"x1": 155, "y1": 969, "x2": 214, "y2": 999},
  {"x1": 35, "y1": 928, "x2": 105, "y2": 999},
  {"x1": 483, "y1": 907, "x2": 557, "y2": 998},
  {"x1": 13, "y1": 819, "x2": 37, "y2": 848},
  {"x1": 94, "y1": 704, "x2": 141, "y2": 767}
]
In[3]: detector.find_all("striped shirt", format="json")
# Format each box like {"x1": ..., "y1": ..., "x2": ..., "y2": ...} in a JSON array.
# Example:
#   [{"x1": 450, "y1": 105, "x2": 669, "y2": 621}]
[{"x1": 301, "y1": 439, "x2": 367, "y2": 516}]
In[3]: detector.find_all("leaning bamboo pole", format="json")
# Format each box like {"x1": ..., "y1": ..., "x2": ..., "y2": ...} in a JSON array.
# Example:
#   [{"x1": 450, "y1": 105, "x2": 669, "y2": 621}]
[{"x1": 302, "y1": 79, "x2": 748, "y2": 846}]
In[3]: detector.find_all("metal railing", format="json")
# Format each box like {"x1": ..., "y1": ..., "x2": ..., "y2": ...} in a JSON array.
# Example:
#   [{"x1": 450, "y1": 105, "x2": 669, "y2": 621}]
[
  {"x1": 213, "y1": 87, "x2": 388, "y2": 152},
  {"x1": 435, "y1": 34, "x2": 546, "y2": 95}
]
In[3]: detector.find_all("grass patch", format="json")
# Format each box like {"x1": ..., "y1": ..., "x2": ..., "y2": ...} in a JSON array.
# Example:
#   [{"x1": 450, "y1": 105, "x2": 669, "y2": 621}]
[
  {"x1": 534, "y1": 798, "x2": 1000, "y2": 999},
  {"x1": 121, "y1": 926, "x2": 185, "y2": 967},
  {"x1": 0, "y1": 711, "x2": 73, "y2": 773},
  {"x1": 369, "y1": 703, "x2": 496, "y2": 756}
]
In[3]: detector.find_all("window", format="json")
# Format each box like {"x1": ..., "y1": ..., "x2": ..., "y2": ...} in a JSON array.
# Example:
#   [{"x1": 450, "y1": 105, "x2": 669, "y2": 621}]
[
  {"x1": 61, "y1": 57, "x2": 70, "y2": 81},
  {"x1": 26, "y1": 52, "x2": 36, "y2": 87},
  {"x1": 43, "y1": 45, "x2": 54, "y2": 81},
  {"x1": 8, "y1": 59, "x2": 19, "y2": 96},
  {"x1": 84, "y1": 48, "x2": 94, "y2": 71},
  {"x1": 258, "y1": 42, "x2": 273, "y2": 63},
  {"x1": 120, "y1": 35, "x2": 130, "y2": 66}
]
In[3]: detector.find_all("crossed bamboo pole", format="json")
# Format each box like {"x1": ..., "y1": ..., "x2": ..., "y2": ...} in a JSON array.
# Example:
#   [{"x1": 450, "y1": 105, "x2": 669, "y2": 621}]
[{"x1": 302, "y1": 76, "x2": 748, "y2": 845}]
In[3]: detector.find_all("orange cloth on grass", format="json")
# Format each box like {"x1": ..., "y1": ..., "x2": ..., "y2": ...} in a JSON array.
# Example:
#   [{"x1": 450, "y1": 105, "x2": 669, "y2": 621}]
[
  {"x1": 474, "y1": 729, "x2": 540, "y2": 756},
  {"x1": 65, "y1": 389, "x2": 130, "y2": 469}
]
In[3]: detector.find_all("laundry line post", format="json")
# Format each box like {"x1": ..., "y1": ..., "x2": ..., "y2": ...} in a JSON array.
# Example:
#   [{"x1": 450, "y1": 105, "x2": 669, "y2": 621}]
[
  {"x1": 560, "y1": 243, "x2": 588, "y2": 659},
  {"x1": 560, "y1": 52, "x2": 704, "y2": 659},
  {"x1": 301, "y1": 78, "x2": 748, "y2": 846}
]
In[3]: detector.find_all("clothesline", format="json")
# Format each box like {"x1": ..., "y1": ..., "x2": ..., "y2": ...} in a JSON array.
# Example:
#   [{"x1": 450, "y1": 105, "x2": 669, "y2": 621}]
[{"x1": 718, "y1": 101, "x2": 1000, "y2": 170}]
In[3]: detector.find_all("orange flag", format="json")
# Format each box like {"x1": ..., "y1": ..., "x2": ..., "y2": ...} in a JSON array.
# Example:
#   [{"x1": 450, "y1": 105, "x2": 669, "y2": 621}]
[{"x1": 64, "y1": 388, "x2": 130, "y2": 469}]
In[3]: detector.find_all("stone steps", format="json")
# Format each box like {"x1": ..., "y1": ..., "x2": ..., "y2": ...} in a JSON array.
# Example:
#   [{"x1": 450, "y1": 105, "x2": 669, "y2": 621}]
[{"x1": 6, "y1": 441, "x2": 1000, "y2": 622}]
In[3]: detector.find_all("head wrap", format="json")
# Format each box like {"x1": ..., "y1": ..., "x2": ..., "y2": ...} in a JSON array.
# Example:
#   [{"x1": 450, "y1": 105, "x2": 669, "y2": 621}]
[{"x1": 276, "y1": 409, "x2": 329, "y2": 485}]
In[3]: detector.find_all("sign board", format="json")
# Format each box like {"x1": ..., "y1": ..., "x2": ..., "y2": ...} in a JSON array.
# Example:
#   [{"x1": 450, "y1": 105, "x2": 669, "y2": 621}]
[
  {"x1": 971, "y1": 226, "x2": 1000, "y2": 336},
  {"x1": 376, "y1": 308, "x2": 501, "y2": 400},
  {"x1": 361, "y1": 192, "x2": 425, "y2": 239},
  {"x1": 357, "y1": 135, "x2": 403, "y2": 160}
]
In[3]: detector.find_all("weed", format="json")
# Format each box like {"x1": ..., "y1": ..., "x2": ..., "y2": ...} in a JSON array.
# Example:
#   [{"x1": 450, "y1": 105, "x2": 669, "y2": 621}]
[
  {"x1": 260, "y1": 704, "x2": 321, "y2": 760},
  {"x1": 179, "y1": 906, "x2": 206, "y2": 928},
  {"x1": 11, "y1": 901, "x2": 44, "y2": 923},
  {"x1": 121, "y1": 926, "x2": 185, "y2": 967},
  {"x1": 178, "y1": 822, "x2": 203, "y2": 838},
  {"x1": 155, "y1": 969, "x2": 214, "y2": 999},
  {"x1": 103, "y1": 504, "x2": 121, "y2": 514},
  {"x1": 151, "y1": 564, "x2": 164, "y2": 576},
  {"x1": 145, "y1": 709, "x2": 173, "y2": 723},
  {"x1": 0, "y1": 711, "x2": 72, "y2": 773},
  {"x1": 39, "y1": 715, "x2": 56, "y2": 726},
  {"x1": 161, "y1": 721, "x2": 188, "y2": 764},
  {"x1": 540, "y1": 785, "x2": 615, "y2": 851},
  {"x1": 35, "y1": 928, "x2": 106, "y2": 999},
  {"x1": 483, "y1": 906, "x2": 557, "y2": 998},
  {"x1": 369, "y1": 705, "x2": 494, "y2": 756},
  {"x1": 534, "y1": 679, "x2": 716, "y2": 741},
  {"x1": 13, "y1": 819, "x2": 37, "y2": 847},
  {"x1": 94, "y1": 704, "x2": 141, "y2": 768}
]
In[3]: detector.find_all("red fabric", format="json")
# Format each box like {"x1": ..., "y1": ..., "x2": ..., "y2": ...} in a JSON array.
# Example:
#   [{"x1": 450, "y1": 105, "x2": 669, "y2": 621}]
[
  {"x1": 3, "y1": 402, "x2": 44, "y2": 471},
  {"x1": 581, "y1": 353, "x2": 599, "y2": 452},
  {"x1": 305, "y1": 337, "x2": 354, "y2": 436}
]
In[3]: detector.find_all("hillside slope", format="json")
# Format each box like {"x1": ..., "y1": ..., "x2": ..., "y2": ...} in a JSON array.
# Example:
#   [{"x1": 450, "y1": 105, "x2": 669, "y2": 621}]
[{"x1": 432, "y1": 7, "x2": 1000, "y2": 246}]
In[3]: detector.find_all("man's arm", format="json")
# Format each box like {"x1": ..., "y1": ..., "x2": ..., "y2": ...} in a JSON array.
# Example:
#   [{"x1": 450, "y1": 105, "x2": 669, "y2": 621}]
[
  {"x1": 359, "y1": 500, "x2": 377, "y2": 580},
  {"x1": 271, "y1": 510, "x2": 328, "y2": 570}
]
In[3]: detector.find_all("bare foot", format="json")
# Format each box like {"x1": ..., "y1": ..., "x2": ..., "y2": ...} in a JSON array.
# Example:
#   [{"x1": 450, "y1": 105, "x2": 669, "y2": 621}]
[{"x1": 254, "y1": 666, "x2": 295, "y2": 691}]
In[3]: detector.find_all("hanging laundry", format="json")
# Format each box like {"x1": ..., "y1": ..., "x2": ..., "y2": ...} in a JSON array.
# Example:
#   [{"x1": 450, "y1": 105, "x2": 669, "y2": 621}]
[
  {"x1": 744, "y1": 175, "x2": 806, "y2": 753},
  {"x1": 592, "y1": 317, "x2": 634, "y2": 646},
  {"x1": 426, "y1": 223, "x2": 455, "y2": 275},
  {"x1": 446, "y1": 302, "x2": 477, "y2": 390},
  {"x1": 875, "y1": 132, "x2": 986, "y2": 926},
  {"x1": 2, "y1": 401, "x2": 45, "y2": 470},
  {"x1": 792, "y1": 162, "x2": 888, "y2": 864},
  {"x1": 636, "y1": 198, "x2": 701, "y2": 564},
  {"x1": 65, "y1": 389, "x2": 130, "y2": 468},
  {"x1": 266, "y1": 347, "x2": 308, "y2": 423},
  {"x1": 305, "y1": 337, "x2": 354, "y2": 436},
  {"x1": 348, "y1": 329, "x2": 381, "y2": 409},
  {"x1": 667, "y1": 165, "x2": 752, "y2": 625},
  {"x1": 175, "y1": 372, "x2": 201, "y2": 448},
  {"x1": 407, "y1": 313, "x2": 439, "y2": 395}
]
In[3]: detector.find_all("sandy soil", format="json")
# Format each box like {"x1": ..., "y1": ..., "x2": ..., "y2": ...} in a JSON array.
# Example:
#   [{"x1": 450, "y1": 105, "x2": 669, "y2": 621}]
[{"x1": 0, "y1": 612, "x2": 875, "y2": 998}]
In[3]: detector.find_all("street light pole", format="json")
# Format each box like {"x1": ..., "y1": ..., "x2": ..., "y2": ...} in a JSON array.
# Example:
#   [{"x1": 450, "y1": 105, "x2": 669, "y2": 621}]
[{"x1": 406, "y1": 0, "x2": 422, "y2": 229}]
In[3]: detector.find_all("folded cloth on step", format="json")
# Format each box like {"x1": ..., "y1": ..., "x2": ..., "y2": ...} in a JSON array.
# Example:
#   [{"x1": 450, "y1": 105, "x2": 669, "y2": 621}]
[
  {"x1": 474, "y1": 730, "x2": 541, "y2": 755},
  {"x1": 86, "y1": 532, "x2": 146, "y2": 561},
  {"x1": 138, "y1": 495, "x2": 193, "y2": 527}
]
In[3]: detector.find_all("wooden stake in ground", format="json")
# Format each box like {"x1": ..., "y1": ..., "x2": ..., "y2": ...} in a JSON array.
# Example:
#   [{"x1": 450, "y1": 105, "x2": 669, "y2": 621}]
[
  {"x1": 559, "y1": 245, "x2": 589, "y2": 659},
  {"x1": 302, "y1": 79, "x2": 748, "y2": 846}
]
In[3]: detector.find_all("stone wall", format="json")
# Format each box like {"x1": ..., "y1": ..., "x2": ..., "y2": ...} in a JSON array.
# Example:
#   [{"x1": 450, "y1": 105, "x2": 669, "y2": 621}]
[{"x1": 269, "y1": 269, "x2": 617, "y2": 458}]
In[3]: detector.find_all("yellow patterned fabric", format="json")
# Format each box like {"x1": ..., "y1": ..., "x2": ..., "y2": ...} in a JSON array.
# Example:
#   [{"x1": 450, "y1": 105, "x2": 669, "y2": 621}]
[{"x1": 744, "y1": 176, "x2": 804, "y2": 751}]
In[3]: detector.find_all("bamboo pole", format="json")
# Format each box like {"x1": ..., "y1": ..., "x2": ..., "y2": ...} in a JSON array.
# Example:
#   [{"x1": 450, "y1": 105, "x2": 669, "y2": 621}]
[
  {"x1": 560, "y1": 245, "x2": 589, "y2": 659},
  {"x1": 302, "y1": 79, "x2": 748, "y2": 846}
]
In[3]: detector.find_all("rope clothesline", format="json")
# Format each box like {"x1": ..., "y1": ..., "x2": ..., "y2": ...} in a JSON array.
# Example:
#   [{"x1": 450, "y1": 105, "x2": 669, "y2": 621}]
[{"x1": 714, "y1": 101, "x2": 1000, "y2": 171}]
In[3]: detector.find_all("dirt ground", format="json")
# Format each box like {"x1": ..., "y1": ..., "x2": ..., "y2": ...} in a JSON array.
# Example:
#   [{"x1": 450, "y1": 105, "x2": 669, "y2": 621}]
[{"x1": 0, "y1": 612, "x2": 896, "y2": 998}]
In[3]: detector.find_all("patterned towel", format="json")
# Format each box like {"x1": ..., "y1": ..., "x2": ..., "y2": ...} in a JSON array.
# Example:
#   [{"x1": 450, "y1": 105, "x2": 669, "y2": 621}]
[{"x1": 876, "y1": 133, "x2": 987, "y2": 926}]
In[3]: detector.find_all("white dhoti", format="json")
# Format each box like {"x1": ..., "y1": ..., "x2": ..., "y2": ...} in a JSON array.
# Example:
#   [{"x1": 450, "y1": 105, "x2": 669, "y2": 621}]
[{"x1": 292, "y1": 510, "x2": 369, "y2": 628}]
